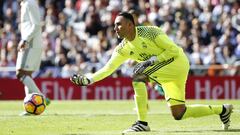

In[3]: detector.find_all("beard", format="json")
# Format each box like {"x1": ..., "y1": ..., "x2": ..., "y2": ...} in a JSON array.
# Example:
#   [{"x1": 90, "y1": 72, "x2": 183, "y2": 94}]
[{"x1": 116, "y1": 32, "x2": 124, "y2": 39}]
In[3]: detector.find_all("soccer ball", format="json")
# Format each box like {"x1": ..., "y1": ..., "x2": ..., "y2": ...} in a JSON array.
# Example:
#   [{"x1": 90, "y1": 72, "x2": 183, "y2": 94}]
[{"x1": 23, "y1": 93, "x2": 46, "y2": 115}]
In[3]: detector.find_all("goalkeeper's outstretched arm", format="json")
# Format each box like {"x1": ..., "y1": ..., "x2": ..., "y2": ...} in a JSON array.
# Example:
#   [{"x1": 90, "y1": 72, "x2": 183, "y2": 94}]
[{"x1": 70, "y1": 46, "x2": 127, "y2": 86}]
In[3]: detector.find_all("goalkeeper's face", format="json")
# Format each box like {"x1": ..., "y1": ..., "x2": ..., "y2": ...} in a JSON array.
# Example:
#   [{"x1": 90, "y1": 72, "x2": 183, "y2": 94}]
[{"x1": 114, "y1": 16, "x2": 132, "y2": 39}]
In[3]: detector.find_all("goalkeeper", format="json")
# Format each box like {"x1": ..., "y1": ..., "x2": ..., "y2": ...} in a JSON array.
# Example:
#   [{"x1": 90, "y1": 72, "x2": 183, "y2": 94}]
[{"x1": 70, "y1": 12, "x2": 233, "y2": 133}]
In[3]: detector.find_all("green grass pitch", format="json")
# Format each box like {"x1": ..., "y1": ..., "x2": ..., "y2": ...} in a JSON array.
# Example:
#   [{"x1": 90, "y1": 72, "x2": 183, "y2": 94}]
[{"x1": 0, "y1": 100, "x2": 239, "y2": 135}]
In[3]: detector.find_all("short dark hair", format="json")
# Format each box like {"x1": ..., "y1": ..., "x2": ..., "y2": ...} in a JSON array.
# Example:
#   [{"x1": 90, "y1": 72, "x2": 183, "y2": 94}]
[
  {"x1": 128, "y1": 9, "x2": 140, "y2": 17},
  {"x1": 117, "y1": 12, "x2": 135, "y2": 25}
]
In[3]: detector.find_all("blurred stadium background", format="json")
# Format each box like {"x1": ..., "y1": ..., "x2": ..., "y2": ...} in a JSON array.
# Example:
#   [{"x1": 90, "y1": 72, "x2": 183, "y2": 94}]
[
  {"x1": 1, "y1": 0, "x2": 240, "y2": 134},
  {"x1": 0, "y1": 0, "x2": 240, "y2": 100}
]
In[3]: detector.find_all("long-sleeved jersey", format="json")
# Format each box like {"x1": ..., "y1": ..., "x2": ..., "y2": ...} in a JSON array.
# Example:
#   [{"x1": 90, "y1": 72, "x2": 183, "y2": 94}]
[
  {"x1": 90, "y1": 26, "x2": 190, "y2": 83},
  {"x1": 20, "y1": 0, "x2": 42, "y2": 48}
]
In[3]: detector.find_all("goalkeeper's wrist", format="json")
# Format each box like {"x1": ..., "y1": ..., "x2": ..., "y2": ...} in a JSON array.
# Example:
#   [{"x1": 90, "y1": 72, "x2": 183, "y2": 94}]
[
  {"x1": 148, "y1": 56, "x2": 158, "y2": 65},
  {"x1": 85, "y1": 74, "x2": 94, "y2": 84}
]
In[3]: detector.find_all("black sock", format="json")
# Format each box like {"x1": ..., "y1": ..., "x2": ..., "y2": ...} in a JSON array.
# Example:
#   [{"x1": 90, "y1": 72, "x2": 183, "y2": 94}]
[{"x1": 137, "y1": 120, "x2": 148, "y2": 126}]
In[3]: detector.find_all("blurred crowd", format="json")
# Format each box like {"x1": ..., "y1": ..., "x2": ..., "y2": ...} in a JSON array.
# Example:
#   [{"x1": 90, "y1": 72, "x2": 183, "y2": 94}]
[{"x1": 0, "y1": 0, "x2": 240, "y2": 78}]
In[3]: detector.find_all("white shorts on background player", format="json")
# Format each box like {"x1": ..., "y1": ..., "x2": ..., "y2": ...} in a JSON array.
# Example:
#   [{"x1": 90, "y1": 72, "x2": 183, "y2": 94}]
[{"x1": 16, "y1": 47, "x2": 42, "y2": 71}]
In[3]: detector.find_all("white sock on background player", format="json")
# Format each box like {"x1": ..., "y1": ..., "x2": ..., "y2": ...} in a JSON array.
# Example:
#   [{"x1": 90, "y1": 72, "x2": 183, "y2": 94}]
[{"x1": 21, "y1": 75, "x2": 41, "y2": 95}]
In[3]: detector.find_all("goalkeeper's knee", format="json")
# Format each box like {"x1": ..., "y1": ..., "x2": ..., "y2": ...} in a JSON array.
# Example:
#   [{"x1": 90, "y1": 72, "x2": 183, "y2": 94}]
[
  {"x1": 169, "y1": 103, "x2": 186, "y2": 120},
  {"x1": 132, "y1": 73, "x2": 148, "y2": 83}
]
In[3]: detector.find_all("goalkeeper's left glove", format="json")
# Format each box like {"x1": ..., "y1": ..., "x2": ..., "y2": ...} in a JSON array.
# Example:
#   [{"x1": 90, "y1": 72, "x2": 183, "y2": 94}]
[
  {"x1": 70, "y1": 74, "x2": 91, "y2": 86},
  {"x1": 133, "y1": 56, "x2": 158, "y2": 74}
]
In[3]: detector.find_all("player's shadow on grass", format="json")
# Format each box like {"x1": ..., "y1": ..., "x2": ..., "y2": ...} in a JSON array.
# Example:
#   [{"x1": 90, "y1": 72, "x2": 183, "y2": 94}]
[
  {"x1": 212, "y1": 129, "x2": 240, "y2": 132},
  {"x1": 165, "y1": 129, "x2": 240, "y2": 133}
]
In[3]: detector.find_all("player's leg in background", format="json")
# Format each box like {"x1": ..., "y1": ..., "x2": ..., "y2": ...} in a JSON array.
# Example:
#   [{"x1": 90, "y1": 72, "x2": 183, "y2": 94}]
[
  {"x1": 16, "y1": 47, "x2": 50, "y2": 105},
  {"x1": 16, "y1": 46, "x2": 43, "y2": 95},
  {"x1": 16, "y1": 70, "x2": 41, "y2": 95},
  {"x1": 16, "y1": 70, "x2": 46, "y2": 116}
]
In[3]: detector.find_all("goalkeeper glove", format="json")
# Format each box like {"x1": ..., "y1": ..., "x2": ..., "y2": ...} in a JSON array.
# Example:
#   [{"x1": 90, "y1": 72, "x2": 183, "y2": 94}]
[
  {"x1": 70, "y1": 74, "x2": 91, "y2": 86},
  {"x1": 133, "y1": 56, "x2": 158, "y2": 74}
]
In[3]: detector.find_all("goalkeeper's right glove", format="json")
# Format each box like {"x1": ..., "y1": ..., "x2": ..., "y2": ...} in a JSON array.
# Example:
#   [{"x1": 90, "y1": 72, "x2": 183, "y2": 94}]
[{"x1": 70, "y1": 74, "x2": 91, "y2": 86}]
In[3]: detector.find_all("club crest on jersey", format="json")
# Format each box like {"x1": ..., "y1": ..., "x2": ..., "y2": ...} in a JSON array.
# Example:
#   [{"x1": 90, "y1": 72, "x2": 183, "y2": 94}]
[
  {"x1": 130, "y1": 51, "x2": 134, "y2": 55},
  {"x1": 142, "y1": 42, "x2": 147, "y2": 48}
]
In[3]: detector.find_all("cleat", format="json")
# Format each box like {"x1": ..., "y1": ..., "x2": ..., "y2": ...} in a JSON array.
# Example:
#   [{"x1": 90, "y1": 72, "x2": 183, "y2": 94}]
[
  {"x1": 45, "y1": 97, "x2": 51, "y2": 106},
  {"x1": 19, "y1": 111, "x2": 33, "y2": 116},
  {"x1": 219, "y1": 104, "x2": 233, "y2": 130},
  {"x1": 122, "y1": 121, "x2": 150, "y2": 134}
]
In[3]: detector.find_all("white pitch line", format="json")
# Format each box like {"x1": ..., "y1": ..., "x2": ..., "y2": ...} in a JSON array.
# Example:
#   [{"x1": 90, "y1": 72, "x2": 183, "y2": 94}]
[{"x1": 233, "y1": 109, "x2": 240, "y2": 113}]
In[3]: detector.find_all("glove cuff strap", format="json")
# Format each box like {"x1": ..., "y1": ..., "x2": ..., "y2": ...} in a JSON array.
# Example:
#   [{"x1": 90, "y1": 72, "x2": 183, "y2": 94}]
[
  {"x1": 149, "y1": 56, "x2": 158, "y2": 65},
  {"x1": 85, "y1": 74, "x2": 94, "y2": 84}
]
